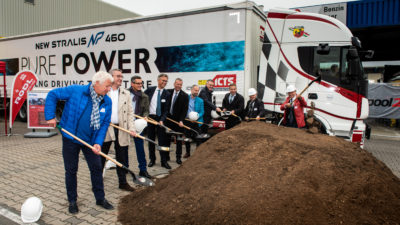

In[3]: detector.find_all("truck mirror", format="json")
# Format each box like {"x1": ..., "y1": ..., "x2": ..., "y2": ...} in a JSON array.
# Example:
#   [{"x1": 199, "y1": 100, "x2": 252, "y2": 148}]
[
  {"x1": 316, "y1": 43, "x2": 330, "y2": 55},
  {"x1": 347, "y1": 47, "x2": 359, "y2": 60},
  {"x1": 351, "y1": 37, "x2": 362, "y2": 49},
  {"x1": 360, "y1": 50, "x2": 374, "y2": 59}
]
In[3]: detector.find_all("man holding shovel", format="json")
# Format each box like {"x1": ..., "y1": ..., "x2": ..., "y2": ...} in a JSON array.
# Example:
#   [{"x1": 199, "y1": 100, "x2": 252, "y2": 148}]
[
  {"x1": 222, "y1": 83, "x2": 244, "y2": 129},
  {"x1": 280, "y1": 85, "x2": 307, "y2": 128},
  {"x1": 101, "y1": 69, "x2": 137, "y2": 192},
  {"x1": 45, "y1": 71, "x2": 114, "y2": 214},
  {"x1": 244, "y1": 88, "x2": 265, "y2": 121},
  {"x1": 199, "y1": 79, "x2": 221, "y2": 134},
  {"x1": 128, "y1": 75, "x2": 153, "y2": 179}
]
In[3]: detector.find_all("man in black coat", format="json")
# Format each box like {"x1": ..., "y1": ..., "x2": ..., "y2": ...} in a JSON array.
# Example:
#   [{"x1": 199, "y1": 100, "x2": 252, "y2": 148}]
[
  {"x1": 166, "y1": 78, "x2": 189, "y2": 164},
  {"x1": 199, "y1": 79, "x2": 221, "y2": 134},
  {"x1": 244, "y1": 88, "x2": 265, "y2": 120},
  {"x1": 222, "y1": 83, "x2": 244, "y2": 130},
  {"x1": 144, "y1": 74, "x2": 172, "y2": 169}
]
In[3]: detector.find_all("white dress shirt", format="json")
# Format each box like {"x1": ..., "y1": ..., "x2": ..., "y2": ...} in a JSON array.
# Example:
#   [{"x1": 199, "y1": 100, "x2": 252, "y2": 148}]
[
  {"x1": 109, "y1": 88, "x2": 119, "y2": 124},
  {"x1": 149, "y1": 87, "x2": 164, "y2": 115}
]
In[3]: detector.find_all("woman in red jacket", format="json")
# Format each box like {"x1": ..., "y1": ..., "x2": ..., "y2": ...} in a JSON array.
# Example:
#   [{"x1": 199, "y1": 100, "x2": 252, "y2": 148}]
[{"x1": 280, "y1": 85, "x2": 307, "y2": 128}]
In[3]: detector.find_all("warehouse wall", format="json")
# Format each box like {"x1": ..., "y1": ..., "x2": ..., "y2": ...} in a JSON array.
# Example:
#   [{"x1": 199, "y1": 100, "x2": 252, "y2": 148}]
[{"x1": 0, "y1": 0, "x2": 139, "y2": 37}]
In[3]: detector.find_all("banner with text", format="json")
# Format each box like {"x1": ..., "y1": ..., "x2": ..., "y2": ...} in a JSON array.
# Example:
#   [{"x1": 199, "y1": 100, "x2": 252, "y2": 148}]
[
  {"x1": 368, "y1": 83, "x2": 400, "y2": 119},
  {"x1": 9, "y1": 70, "x2": 38, "y2": 128}
]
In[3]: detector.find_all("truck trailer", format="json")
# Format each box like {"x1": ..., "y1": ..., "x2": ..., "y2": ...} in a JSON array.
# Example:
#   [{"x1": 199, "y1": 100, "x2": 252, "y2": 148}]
[{"x1": 0, "y1": 1, "x2": 369, "y2": 144}]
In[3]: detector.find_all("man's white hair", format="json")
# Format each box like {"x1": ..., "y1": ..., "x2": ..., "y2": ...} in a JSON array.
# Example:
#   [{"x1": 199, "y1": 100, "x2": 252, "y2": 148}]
[{"x1": 92, "y1": 71, "x2": 113, "y2": 84}]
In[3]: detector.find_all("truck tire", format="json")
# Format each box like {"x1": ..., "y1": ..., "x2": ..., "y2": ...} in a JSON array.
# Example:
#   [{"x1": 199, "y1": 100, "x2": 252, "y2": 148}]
[{"x1": 18, "y1": 104, "x2": 27, "y2": 122}]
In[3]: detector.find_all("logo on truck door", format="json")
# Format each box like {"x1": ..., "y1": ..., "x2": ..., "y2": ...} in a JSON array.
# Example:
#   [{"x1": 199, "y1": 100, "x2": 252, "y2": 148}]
[{"x1": 289, "y1": 26, "x2": 310, "y2": 38}]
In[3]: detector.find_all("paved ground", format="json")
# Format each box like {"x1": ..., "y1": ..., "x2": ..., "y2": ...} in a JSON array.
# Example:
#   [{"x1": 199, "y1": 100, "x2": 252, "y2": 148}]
[{"x1": 0, "y1": 119, "x2": 399, "y2": 224}]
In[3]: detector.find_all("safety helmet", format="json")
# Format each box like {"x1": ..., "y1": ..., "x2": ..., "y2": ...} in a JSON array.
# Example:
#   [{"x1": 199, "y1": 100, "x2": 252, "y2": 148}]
[
  {"x1": 188, "y1": 111, "x2": 199, "y2": 121},
  {"x1": 248, "y1": 88, "x2": 257, "y2": 96},
  {"x1": 21, "y1": 197, "x2": 43, "y2": 223},
  {"x1": 286, "y1": 85, "x2": 296, "y2": 93},
  {"x1": 105, "y1": 160, "x2": 116, "y2": 169},
  {"x1": 134, "y1": 119, "x2": 147, "y2": 134},
  {"x1": 211, "y1": 110, "x2": 219, "y2": 119}
]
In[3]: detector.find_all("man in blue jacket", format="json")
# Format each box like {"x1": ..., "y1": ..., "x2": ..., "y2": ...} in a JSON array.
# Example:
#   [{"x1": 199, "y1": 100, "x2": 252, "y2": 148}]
[
  {"x1": 45, "y1": 71, "x2": 114, "y2": 214},
  {"x1": 183, "y1": 84, "x2": 204, "y2": 158}
]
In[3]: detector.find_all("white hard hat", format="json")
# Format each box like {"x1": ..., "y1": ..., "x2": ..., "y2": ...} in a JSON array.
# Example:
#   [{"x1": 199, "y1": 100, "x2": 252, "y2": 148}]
[
  {"x1": 134, "y1": 119, "x2": 147, "y2": 134},
  {"x1": 188, "y1": 111, "x2": 199, "y2": 121},
  {"x1": 21, "y1": 197, "x2": 43, "y2": 223},
  {"x1": 286, "y1": 85, "x2": 296, "y2": 93},
  {"x1": 248, "y1": 88, "x2": 257, "y2": 96},
  {"x1": 105, "y1": 160, "x2": 116, "y2": 169},
  {"x1": 211, "y1": 110, "x2": 219, "y2": 119}
]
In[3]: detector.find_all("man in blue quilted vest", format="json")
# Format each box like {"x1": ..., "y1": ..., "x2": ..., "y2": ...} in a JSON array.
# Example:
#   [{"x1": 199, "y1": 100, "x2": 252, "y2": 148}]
[{"x1": 45, "y1": 71, "x2": 114, "y2": 214}]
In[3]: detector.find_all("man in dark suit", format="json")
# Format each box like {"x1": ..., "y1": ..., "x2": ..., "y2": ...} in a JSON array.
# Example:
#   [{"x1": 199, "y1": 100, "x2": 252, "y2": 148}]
[
  {"x1": 166, "y1": 78, "x2": 189, "y2": 164},
  {"x1": 244, "y1": 88, "x2": 265, "y2": 121},
  {"x1": 144, "y1": 74, "x2": 172, "y2": 169},
  {"x1": 199, "y1": 79, "x2": 221, "y2": 134},
  {"x1": 222, "y1": 83, "x2": 244, "y2": 130}
]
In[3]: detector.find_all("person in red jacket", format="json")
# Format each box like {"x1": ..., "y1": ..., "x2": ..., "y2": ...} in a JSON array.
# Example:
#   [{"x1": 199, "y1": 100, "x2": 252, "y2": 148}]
[{"x1": 280, "y1": 85, "x2": 307, "y2": 128}]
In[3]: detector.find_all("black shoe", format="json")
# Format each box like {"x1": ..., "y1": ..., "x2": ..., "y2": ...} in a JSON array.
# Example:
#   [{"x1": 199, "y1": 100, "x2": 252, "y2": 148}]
[
  {"x1": 148, "y1": 161, "x2": 155, "y2": 167},
  {"x1": 176, "y1": 158, "x2": 182, "y2": 164},
  {"x1": 119, "y1": 183, "x2": 135, "y2": 192},
  {"x1": 161, "y1": 161, "x2": 171, "y2": 169},
  {"x1": 139, "y1": 170, "x2": 153, "y2": 179},
  {"x1": 68, "y1": 201, "x2": 79, "y2": 214},
  {"x1": 96, "y1": 199, "x2": 114, "y2": 210}
]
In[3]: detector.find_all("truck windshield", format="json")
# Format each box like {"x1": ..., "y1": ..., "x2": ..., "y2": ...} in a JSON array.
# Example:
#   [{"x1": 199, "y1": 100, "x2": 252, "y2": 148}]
[{"x1": 298, "y1": 46, "x2": 366, "y2": 95}]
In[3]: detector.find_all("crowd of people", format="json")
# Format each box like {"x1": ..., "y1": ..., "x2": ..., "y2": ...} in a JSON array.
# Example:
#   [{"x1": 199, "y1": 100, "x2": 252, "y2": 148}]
[{"x1": 44, "y1": 70, "x2": 307, "y2": 214}]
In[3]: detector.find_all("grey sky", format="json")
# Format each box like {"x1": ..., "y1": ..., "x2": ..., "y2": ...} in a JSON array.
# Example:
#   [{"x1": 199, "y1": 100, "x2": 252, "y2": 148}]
[{"x1": 102, "y1": 0, "x2": 355, "y2": 16}]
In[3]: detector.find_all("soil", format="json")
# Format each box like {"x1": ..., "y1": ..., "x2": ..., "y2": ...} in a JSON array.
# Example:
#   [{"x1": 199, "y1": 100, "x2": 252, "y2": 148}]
[{"x1": 118, "y1": 122, "x2": 400, "y2": 225}]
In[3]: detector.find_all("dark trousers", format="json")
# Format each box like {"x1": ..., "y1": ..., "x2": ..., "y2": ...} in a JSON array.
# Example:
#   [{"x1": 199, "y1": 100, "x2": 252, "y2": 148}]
[
  {"x1": 62, "y1": 137, "x2": 105, "y2": 203},
  {"x1": 133, "y1": 132, "x2": 147, "y2": 172},
  {"x1": 183, "y1": 120, "x2": 201, "y2": 155},
  {"x1": 225, "y1": 116, "x2": 241, "y2": 130},
  {"x1": 165, "y1": 120, "x2": 184, "y2": 159},
  {"x1": 101, "y1": 128, "x2": 129, "y2": 185},
  {"x1": 147, "y1": 115, "x2": 169, "y2": 163},
  {"x1": 201, "y1": 115, "x2": 212, "y2": 134}
]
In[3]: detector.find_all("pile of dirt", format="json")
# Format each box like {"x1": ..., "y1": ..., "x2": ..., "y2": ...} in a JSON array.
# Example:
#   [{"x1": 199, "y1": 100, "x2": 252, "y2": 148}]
[{"x1": 118, "y1": 122, "x2": 400, "y2": 225}]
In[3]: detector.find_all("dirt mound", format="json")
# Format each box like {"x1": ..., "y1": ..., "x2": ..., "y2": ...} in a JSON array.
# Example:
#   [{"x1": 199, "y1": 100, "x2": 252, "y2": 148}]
[{"x1": 118, "y1": 122, "x2": 400, "y2": 225}]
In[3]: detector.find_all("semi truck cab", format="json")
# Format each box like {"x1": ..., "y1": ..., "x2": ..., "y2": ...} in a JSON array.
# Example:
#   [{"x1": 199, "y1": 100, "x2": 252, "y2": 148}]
[{"x1": 259, "y1": 8, "x2": 369, "y2": 145}]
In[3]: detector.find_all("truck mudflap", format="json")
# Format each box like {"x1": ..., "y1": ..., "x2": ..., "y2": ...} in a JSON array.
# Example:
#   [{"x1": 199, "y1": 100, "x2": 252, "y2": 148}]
[{"x1": 351, "y1": 129, "x2": 365, "y2": 149}]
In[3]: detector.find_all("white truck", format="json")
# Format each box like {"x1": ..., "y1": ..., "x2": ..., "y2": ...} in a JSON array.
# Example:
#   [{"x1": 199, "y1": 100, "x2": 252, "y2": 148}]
[{"x1": 0, "y1": 1, "x2": 369, "y2": 144}]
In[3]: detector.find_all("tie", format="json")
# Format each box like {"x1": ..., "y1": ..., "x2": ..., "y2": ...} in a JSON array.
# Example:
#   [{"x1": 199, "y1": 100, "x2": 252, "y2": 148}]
[
  {"x1": 156, "y1": 90, "x2": 161, "y2": 116},
  {"x1": 229, "y1": 95, "x2": 233, "y2": 104},
  {"x1": 170, "y1": 92, "x2": 178, "y2": 114}
]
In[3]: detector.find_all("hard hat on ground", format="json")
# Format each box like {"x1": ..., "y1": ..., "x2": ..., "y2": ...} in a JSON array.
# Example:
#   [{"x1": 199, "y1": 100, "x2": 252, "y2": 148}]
[
  {"x1": 105, "y1": 160, "x2": 116, "y2": 169},
  {"x1": 248, "y1": 88, "x2": 257, "y2": 96},
  {"x1": 134, "y1": 119, "x2": 147, "y2": 133},
  {"x1": 211, "y1": 110, "x2": 219, "y2": 119},
  {"x1": 188, "y1": 111, "x2": 199, "y2": 121},
  {"x1": 21, "y1": 197, "x2": 43, "y2": 223},
  {"x1": 286, "y1": 85, "x2": 296, "y2": 93}
]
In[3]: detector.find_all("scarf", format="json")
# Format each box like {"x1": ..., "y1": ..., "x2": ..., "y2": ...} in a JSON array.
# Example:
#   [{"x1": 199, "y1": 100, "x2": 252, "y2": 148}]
[
  {"x1": 89, "y1": 84, "x2": 104, "y2": 130},
  {"x1": 129, "y1": 87, "x2": 142, "y2": 115}
]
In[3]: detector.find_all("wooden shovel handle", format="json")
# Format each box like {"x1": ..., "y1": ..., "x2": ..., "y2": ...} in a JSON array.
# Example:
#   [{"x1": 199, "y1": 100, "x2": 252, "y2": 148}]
[
  {"x1": 133, "y1": 114, "x2": 159, "y2": 126},
  {"x1": 59, "y1": 126, "x2": 123, "y2": 167},
  {"x1": 166, "y1": 117, "x2": 191, "y2": 130},
  {"x1": 109, "y1": 123, "x2": 146, "y2": 140},
  {"x1": 185, "y1": 118, "x2": 204, "y2": 125}
]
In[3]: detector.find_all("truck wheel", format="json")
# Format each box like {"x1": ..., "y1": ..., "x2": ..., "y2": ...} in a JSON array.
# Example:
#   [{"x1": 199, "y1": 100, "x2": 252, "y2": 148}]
[{"x1": 18, "y1": 104, "x2": 27, "y2": 122}]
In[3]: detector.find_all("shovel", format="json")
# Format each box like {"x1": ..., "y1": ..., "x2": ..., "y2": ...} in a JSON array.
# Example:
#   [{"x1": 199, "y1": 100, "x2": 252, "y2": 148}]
[
  {"x1": 134, "y1": 114, "x2": 183, "y2": 135},
  {"x1": 185, "y1": 119, "x2": 213, "y2": 128},
  {"x1": 166, "y1": 117, "x2": 209, "y2": 140},
  {"x1": 221, "y1": 111, "x2": 242, "y2": 122},
  {"x1": 278, "y1": 75, "x2": 322, "y2": 126},
  {"x1": 109, "y1": 123, "x2": 170, "y2": 152},
  {"x1": 57, "y1": 125, "x2": 155, "y2": 187}
]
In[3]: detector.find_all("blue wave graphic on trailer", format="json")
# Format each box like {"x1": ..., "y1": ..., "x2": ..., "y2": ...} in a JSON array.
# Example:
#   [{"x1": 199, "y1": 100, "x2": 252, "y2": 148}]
[{"x1": 154, "y1": 41, "x2": 245, "y2": 72}]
